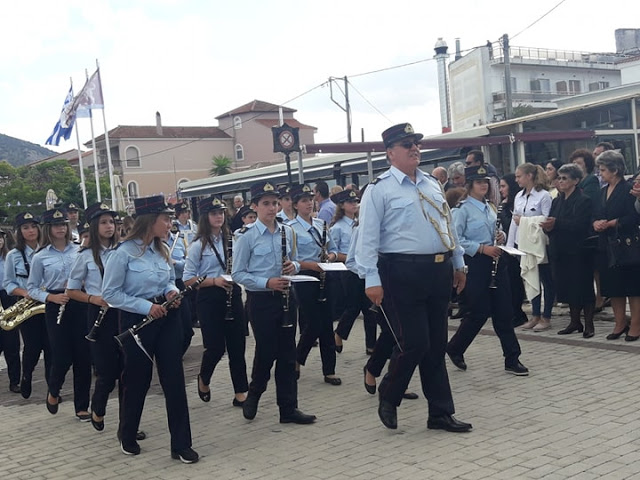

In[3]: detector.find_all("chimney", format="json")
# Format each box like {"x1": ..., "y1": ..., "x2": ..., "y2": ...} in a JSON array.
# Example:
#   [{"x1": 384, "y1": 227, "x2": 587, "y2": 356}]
[
  {"x1": 455, "y1": 38, "x2": 462, "y2": 61},
  {"x1": 433, "y1": 38, "x2": 452, "y2": 133},
  {"x1": 156, "y1": 111, "x2": 163, "y2": 136}
]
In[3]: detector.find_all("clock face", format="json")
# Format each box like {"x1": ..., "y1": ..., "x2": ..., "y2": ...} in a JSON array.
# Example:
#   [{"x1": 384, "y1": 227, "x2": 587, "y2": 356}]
[{"x1": 278, "y1": 130, "x2": 295, "y2": 149}]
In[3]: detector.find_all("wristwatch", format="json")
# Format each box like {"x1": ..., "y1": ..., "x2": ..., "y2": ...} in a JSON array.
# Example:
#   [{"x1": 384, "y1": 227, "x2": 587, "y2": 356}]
[{"x1": 454, "y1": 266, "x2": 468, "y2": 274}]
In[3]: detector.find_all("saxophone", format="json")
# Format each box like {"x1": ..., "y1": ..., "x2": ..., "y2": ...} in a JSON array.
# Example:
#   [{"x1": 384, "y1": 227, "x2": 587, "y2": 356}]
[{"x1": 0, "y1": 298, "x2": 46, "y2": 331}]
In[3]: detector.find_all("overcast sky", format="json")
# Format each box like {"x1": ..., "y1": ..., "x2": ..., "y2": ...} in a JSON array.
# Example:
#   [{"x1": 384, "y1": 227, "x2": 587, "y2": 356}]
[{"x1": 1, "y1": 0, "x2": 637, "y2": 153}]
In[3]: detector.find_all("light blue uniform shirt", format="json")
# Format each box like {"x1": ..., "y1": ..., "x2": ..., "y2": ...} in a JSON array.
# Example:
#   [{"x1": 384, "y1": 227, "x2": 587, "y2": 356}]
[
  {"x1": 27, "y1": 243, "x2": 79, "y2": 303},
  {"x1": 330, "y1": 216, "x2": 355, "y2": 254},
  {"x1": 67, "y1": 247, "x2": 112, "y2": 296},
  {"x1": 355, "y1": 166, "x2": 464, "y2": 289},
  {"x1": 317, "y1": 198, "x2": 336, "y2": 225},
  {"x1": 3, "y1": 246, "x2": 36, "y2": 295},
  {"x1": 102, "y1": 239, "x2": 178, "y2": 316},
  {"x1": 167, "y1": 232, "x2": 187, "y2": 279},
  {"x1": 0, "y1": 257, "x2": 5, "y2": 290},
  {"x1": 452, "y1": 197, "x2": 497, "y2": 257},
  {"x1": 345, "y1": 225, "x2": 362, "y2": 276},
  {"x1": 276, "y1": 210, "x2": 295, "y2": 224},
  {"x1": 288, "y1": 216, "x2": 338, "y2": 262},
  {"x1": 232, "y1": 220, "x2": 299, "y2": 292},
  {"x1": 177, "y1": 220, "x2": 197, "y2": 246},
  {"x1": 183, "y1": 236, "x2": 226, "y2": 281}
]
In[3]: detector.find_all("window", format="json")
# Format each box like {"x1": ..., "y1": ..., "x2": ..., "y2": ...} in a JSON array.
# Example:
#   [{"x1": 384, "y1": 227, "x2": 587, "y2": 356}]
[
  {"x1": 589, "y1": 81, "x2": 610, "y2": 92},
  {"x1": 530, "y1": 79, "x2": 550, "y2": 93},
  {"x1": 556, "y1": 81, "x2": 567, "y2": 93},
  {"x1": 233, "y1": 116, "x2": 242, "y2": 129},
  {"x1": 235, "y1": 144, "x2": 244, "y2": 162},
  {"x1": 127, "y1": 181, "x2": 139, "y2": 200},
  {"x1": 125, "y1": 146, "x2": 141, "y2": 168},
  {"x1": 568, "y1": 80, "x2": 581, "y2": 94}
]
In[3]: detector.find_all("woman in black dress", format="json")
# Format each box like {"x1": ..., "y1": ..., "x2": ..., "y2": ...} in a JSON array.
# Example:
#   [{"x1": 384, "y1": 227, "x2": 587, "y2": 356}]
[
  {"x1": 542, "y1": 164, "x2": 595, "y2": 337},
  {"x1": 592, "y1": 151, "x2": 640, "y2": 341}
]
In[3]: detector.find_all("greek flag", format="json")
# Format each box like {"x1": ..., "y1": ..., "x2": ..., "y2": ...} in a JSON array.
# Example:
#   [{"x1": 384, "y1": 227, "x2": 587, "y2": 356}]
[{"x1": 45, "y1": 86, "x2": 76, "y2": 146}]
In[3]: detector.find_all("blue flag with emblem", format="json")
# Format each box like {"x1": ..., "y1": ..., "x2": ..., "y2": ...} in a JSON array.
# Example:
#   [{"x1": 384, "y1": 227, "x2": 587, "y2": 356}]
[{"x1": 45, "y1": 86, "x2": 76, "y2": 146}]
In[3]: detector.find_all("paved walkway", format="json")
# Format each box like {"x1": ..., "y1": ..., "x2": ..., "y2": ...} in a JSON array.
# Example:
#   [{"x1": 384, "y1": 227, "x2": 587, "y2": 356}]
[{"x1": 1, "y1": 305, "x2": 639, "y2": 479}]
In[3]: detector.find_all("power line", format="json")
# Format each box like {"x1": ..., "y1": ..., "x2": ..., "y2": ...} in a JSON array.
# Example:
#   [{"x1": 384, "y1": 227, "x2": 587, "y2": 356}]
[
  {"x1": 510, "y1": 0, "x2": 569, "y2": 40},
  {"x1": 346, "y1": 80, "x2": 394, "y2": 124}
]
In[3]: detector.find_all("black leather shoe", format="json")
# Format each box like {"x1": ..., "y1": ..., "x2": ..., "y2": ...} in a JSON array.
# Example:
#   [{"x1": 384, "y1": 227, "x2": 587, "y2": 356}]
[
  {"x1": 606, "y1": 325, "x2": 629, "y2": 340},
  {"x1": 76, "y1": 412, "x2": 92, "y2": 422},
  {"x1": 450, "y1": 310, "x2": 464, "y2": 319},
  {"x1": 447, "y1": 351, "x2": 467, "y2": 371},
  {"x1": 505, "y1": 361, "x2": 529, "y2": 376},
  {"x1": 363, "y1": 366, "x2": 376, "y2": 395},
  {"x1": 91, "y1": 414, "x2": 105, "y2": 432},
  {"x1": 197, "y1": 375, "x2": 210, "y2": 402},
  {"x1": 427, "y1": 414, "x2": 472, "y2": 433},
  {"x1": 378, "y1": 398, "x2": 397, "y2": 429},
  {"x1": 243, "y1": 394, "x2": 260, "y2": 420},
  {"x1": 324, "y1": 375, "x2": 342, "y2": 386},
  {"x1": 280, "y1": 409, "x2": 316, "y2": 424},
  {"x1": 9, "y1": 384, "x2": 21, "y2": 394},
  {"x1": 557, "y1": 323, "x2": 583, "y2": 335},
  {"x1": 232, "y1": 397, "x2": 245, "y2": 407},
  {"x1": 402, "y1": 391, "x2": 419, "y2": 400},
  {"x1": 121, "y1": 441, "x2": 141, "y2": 456},
  {"x1": 171, "y1": 447, "x2": 199, "y2": 464},
  {"x1": 136, "y1": 430, "x2": 147, "y2": 441},
  {"x1": 20, "y1": 376, "x2": 32, "y2": 399},
  {"x1": 625, "y1": 334, "x2": 640, "y2": 342},
  {"x1": 46, "y1": 393, "x2": 59, "y2": 415}
]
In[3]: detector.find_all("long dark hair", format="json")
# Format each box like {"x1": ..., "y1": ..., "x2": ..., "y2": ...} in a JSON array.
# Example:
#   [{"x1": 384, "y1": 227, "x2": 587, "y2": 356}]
[
  {"x1": 125, "y1": 214, "x2": 170, "y2": 262},
  {"x1": 501, "y1": 173, "x2": 520, "y2": 210},
  {"x1": 82, "y1": 213, "x2": 118, "y2": 275},
  {"x1": 193, "y1": 209, "x2": 230, "y2": 260},
  {"x1": 15, "y1": 222, "x2": 40, "y2": 253},
  {"x1": 330, "y1": 201, "x2": 358, "y2": 228}
]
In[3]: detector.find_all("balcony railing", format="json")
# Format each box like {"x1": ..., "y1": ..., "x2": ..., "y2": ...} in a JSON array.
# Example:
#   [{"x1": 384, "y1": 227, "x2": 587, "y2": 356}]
[{"x1": 492, "y1": 45, "x2": 628, "y2": 65}]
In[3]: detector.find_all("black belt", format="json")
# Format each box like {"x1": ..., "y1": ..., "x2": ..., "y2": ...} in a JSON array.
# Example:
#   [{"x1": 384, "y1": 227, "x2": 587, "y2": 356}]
[
  {"x1": 246, "y1": 291, "x2": 282, "y2": 297},
  {"x1": 146, "y1": 294, "x2": 166, "y2": 304},
  {"x1": 378, "y1": 252, "x2": 452, "y2": 263},
  {"x1": 46, "y1": 289, "x2": 65, "y2": 294}
]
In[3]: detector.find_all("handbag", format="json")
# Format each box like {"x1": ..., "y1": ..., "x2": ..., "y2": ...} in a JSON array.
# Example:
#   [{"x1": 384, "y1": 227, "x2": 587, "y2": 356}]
[{"x1": 607, "y1": 226, "x2": 640, "y2": 268}]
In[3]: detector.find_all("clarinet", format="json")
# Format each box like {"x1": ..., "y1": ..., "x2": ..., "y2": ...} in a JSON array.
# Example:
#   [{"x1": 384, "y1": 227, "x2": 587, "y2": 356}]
[
  {"x1": 489, "y1": 205, "x2": 504, "y2": 289},
  {"x1": 85, "y1": 306, "x2": 109, "y2": 342},
  {"x1": 224, "y1": 232, "x2": 234, "y2": 321},
  {"x1": 114, "y1": 276, "x2": 206, "y2": 349},
  {"x1": 281, "y1": 226, "x2": 293, "y2": 328},
  {"x1": 317, "y1": 222, "x2": 328, "y2": 303},
  {"x1": 56, "y1": 295, "x2": 67, "y2": 325}
]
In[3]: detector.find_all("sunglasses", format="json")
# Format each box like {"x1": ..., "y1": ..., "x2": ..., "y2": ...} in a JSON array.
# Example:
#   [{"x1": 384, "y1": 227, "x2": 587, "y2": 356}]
[
  {"x1": 557, "y1": 175, "x2": 572, "y2": 181},
  {"x1": 395, "y1": 140, "x2": 420, "y2": 149}
]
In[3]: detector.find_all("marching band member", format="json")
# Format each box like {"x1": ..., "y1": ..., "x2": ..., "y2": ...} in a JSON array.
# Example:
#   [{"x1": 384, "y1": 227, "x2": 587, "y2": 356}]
[
  {"x1": 66, "y1": 202, "x2": 121, "y2": 432},
  {"x1": 276, "y1": 185, "x2": 296, "y2": 223},
  {"x1": 102, "y1": 195, "x2": 198, "y2": 463},
  {"x1": 27, "y1": 208, "x2": 91, "y2": 420},
  {"x1": 330, "y1": 189, "x2": 377, "y2": 355},
  {"x1": 0, "y1": 229, "x2": 21, "y2": 393},
  {"x1": 184, "y1": 196, "x2": 248, "y2": 407},
  {"x1": 174, "y1": 201, "x2": 197, "y2": 245},
  {"x1": 355, "y1": 123, "x2": 470, "y2": 432},
  {"x1": 66, "y1": 203, "x2": 81, "y2": 243},
  {"x1": 232, "y1": 181, "x2": 316, "y2": 424},
  {"x1": 166, "y1": 222, "x2": 193, "y2": 353},
  {"x1": 3, "y1": 212, "x2": 50, "y2": 399},
  {"x1": 288, "y1": 183, "x2": 341, "y2": 386},
  {"x1": 446, "y1": 166, "x2": 529, "y2": 376}
]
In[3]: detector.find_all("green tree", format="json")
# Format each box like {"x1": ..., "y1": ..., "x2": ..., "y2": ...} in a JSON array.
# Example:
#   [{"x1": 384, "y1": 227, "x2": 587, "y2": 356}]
[{"x1": 210, "y1": 155, "x2": 232, "y2": 176}]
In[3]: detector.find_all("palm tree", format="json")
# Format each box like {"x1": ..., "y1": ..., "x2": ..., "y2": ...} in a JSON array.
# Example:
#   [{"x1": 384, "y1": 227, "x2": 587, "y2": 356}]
[{"x1": 210, "y1": 155, "x2": 233, "y2": 176}]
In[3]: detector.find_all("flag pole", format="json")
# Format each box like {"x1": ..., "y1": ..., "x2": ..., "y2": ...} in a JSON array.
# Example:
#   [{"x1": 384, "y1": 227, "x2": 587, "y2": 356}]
[
  {"x1": 85, "y1": 69, "x2": 102, "y2": 202},
  {"x1": 96, "y1": 59, "x2": 117, "y2": 211},
  {"x1": 71, "y1": 77, "x2": 88, "y2": 209}
]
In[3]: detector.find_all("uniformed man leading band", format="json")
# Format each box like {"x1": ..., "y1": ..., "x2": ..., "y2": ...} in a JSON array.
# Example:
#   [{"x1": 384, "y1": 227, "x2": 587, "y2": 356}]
[{"x1": 355, "y1": 122, "x2": 472, "y2": 432}]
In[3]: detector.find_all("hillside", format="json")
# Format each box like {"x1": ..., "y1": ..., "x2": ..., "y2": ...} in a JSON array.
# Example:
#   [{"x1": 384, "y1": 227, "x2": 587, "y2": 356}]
[{"x1": 0, "y1": 133, "x2": 56, "y2": 167}]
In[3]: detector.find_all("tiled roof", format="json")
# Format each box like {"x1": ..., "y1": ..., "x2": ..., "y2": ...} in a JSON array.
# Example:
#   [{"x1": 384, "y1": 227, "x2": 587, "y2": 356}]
[
  {"x1": 92, "y1": 126, "x2": 230, "y2": 143},
  {"x1": 215, "y1": 100, "x2": 295, "y2": 119},
  {"x1": 255, "y1": 119, "x2": 317, "y2": 130}
]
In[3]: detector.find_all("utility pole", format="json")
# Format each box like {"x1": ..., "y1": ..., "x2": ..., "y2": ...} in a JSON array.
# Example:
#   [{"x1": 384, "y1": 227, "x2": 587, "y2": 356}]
[
  {"x1": 329, "y1": 76, "x2": 352, "y2": 142},
  {"x1": 503, "y1": 34, "x2": 514, "y2": 120}
]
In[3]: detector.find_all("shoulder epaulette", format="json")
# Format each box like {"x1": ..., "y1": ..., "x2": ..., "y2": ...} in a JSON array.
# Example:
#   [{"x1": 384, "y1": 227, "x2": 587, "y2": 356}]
[
  {"x1": 112, "y1": 241, "x2": 125, "y2": 250},
  {"x1": 275, "y1": 216, "x2": 284, "y2": 223},
  {"x1": 78, "y1": 245, "x2": 90, "y2": 253},
  {"x1": 370, "y1": 177, "x2": 381, "y2": 185},
  {"x1": 237, "y1": 226, "x2": 249, "y2": 235}
]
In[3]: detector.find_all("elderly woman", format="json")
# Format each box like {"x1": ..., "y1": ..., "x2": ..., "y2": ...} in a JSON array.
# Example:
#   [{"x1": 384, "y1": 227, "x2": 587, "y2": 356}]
[
  {"x1": 592, "y1": 151, "x2": 640, "y2": 341},
  {"x1": 446, "y1": 161, "x2": 465, "y2": 190},
  {"x1": 541, "y1": 164, "x2": 595, "y2": 337}
]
